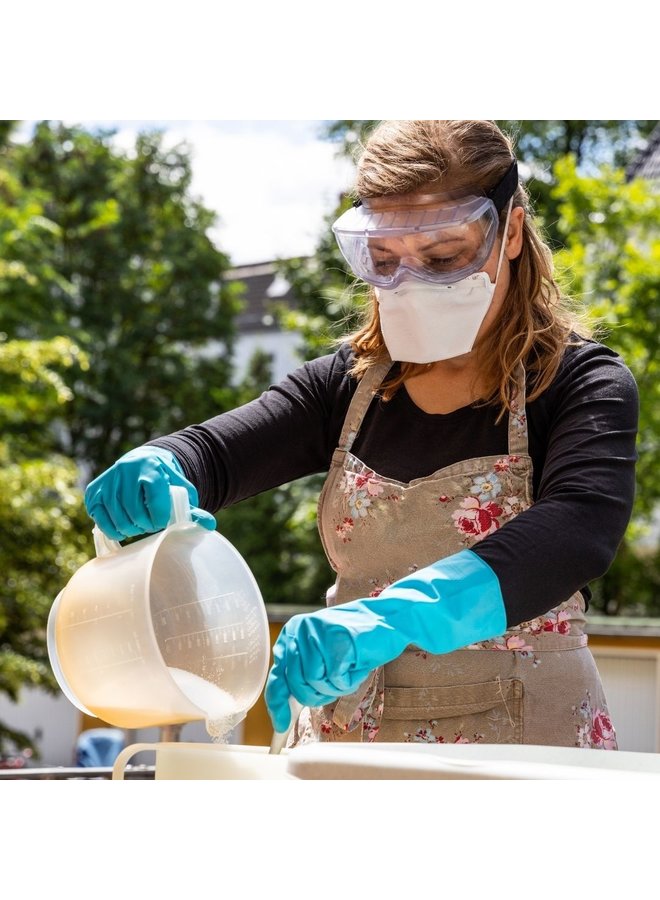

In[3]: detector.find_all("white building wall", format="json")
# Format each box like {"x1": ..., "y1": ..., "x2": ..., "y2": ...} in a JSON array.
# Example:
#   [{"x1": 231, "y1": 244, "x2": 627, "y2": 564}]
[
  {"x1": 0, "y1": 687, "x2": 80, "y2": 767},
  {"x1": 591, "y1": 648, "x2": 660, "y2": 752},
  {"x1": 233, "y1": 330, "x2": 303, "y2": 385}
]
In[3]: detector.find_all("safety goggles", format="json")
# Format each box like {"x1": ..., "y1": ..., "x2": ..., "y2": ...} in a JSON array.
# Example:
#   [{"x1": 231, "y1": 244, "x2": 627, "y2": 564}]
[{"x1": 332, "y1": 160, "x2": 518, "y2": 288}]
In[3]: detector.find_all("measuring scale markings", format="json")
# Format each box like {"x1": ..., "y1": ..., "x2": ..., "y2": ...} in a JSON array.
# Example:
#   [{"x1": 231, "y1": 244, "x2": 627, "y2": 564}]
[
  {"x1": 161, "y1": 621, "x2": 249, "y2": 663},
  {"x1": 85, "y1": 652, "x2": 146, "y2": 673},
  {"x1": 82, "y1": 630, "x2": 146, "y2": 673},
  {"x1": 64, "y1": 605, "x2": 134, "y2": 627},
  {"x1": 156, "y1": 593, "x2": 238, "y2": 636},
  {"x1": 154, "y1": 581, "x2": 264, "y2": 689},
  {"x1": 244, "y1": 609, "x2": 264, "y2": 665},
  {"x1": 62, "y1": 600, "x2": 140, "y2": 673},
  {"x1": 159, "y1": 593, "x2": 235, "y2": 615}
]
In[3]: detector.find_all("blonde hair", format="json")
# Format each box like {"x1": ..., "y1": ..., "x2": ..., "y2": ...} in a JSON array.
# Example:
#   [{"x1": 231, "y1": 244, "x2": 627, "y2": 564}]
[{"x1": 342, "y1": 120, "x2": 591, "y2": 417}]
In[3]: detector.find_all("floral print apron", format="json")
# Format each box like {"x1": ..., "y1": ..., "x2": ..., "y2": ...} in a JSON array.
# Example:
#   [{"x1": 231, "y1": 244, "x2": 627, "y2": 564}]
[{"x1": 290, "y1": 359, "x2": 617, "y2": 750}]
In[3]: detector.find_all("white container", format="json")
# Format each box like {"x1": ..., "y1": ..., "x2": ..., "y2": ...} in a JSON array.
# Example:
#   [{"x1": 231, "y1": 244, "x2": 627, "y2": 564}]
[
  {"x1": 112, "y1": 740, "x2": 660, "y2": 780},
  {"x1": 112, "y1": 742, "x2": 292, "y2": 780},
  {"x1": 285, "y1": 741, "x2": 660, "y2": 779},
  {"x1": 47, "y1": 487, "x2": 270, "y2": 736}
]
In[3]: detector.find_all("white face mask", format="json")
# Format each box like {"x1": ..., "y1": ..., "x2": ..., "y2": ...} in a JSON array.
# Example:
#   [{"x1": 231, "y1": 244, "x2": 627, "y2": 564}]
[{"x1": 375, "y1": 201, "x2": 512, "y2": 364}]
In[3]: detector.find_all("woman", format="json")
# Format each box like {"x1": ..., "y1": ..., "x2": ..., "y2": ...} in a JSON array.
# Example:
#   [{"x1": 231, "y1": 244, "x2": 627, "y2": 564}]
[{"x1": 85, "y1": 120, "x2": 638, "y2": 749}]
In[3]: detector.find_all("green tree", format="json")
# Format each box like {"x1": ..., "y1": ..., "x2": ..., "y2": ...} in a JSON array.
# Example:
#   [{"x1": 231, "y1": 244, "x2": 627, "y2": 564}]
[
  {"x1": 552, "y1": 156, "x2": 660, "y2": 614},
  {"x1": 1, "y1": 135, "x2": 95, "y2": 753},
  {"x1": 3, "y1": 121, "x2": 243, "y2": 477},
  {"x1": 323, "y1": 121, "x2": 656, "y2": 171},
  {"x1": 498, "y1": 120, "x2": 657, "y2": 249},
  {"x1": 0, "y1": 334, "x2": 91, "y2": 756}
]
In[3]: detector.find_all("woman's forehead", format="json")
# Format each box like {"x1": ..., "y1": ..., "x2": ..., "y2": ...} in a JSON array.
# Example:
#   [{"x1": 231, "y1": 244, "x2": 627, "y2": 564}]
[
  {"x1": 368, "y1": 223, "x2": 482, "y2": 250},
  {"x1": 363, "y1": 184, "x2": 482, "y2": 213}
]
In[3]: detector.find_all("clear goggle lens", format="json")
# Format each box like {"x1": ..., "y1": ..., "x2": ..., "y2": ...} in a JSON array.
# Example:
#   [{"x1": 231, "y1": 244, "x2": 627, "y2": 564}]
[{"x1": 333, "y1": 195, "x2": 500, "y2": 288}]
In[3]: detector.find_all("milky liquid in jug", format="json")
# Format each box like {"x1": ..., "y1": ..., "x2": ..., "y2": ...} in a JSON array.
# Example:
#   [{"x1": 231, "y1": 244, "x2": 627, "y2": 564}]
[{"x1": 49, "y1": 488, "x2": 270, "y2": 739}]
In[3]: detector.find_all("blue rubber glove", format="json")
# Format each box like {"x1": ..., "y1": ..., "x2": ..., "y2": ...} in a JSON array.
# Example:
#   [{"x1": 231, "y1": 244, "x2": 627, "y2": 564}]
[
  {"x1": 84, "y1": 445, "x2": 217, "y2": 541},
  {"x1": 265, "y1": 549, "x2": 507, "y2": 733}
]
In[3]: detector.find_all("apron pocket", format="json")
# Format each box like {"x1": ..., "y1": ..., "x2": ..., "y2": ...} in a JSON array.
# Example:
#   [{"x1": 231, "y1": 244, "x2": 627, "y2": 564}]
[{"x1": 381, "y1": 679, "x2": 524, "y2": 745}]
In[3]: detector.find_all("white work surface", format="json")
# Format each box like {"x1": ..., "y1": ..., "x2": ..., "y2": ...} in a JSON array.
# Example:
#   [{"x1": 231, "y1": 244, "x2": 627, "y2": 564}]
[
  {"x1": 285, "y1": 741, "x2": 660, "y2": 780},
  {"x1": 113, "y1": 740, "x2": 660, "y2": 780}
]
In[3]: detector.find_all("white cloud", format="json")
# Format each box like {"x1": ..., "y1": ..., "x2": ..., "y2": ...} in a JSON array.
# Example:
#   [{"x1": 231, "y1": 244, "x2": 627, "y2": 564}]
[{"x1": 84, "y1": 120, "x2": 356, "y2": 265}]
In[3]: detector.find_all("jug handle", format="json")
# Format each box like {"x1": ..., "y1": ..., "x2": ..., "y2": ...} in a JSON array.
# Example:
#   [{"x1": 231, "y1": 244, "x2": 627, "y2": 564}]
[
  {"x1": 93, "y1": 486, "x2": 193, "y2": 558},
  {"x1": 93, "y1": 526, "x2": 122, "y2": 558},
  {"x1": 112, "y1": 741, "x2": 213, "y2": 781},
  {"x1": 112, "y1": 742, "x2": 197, "y2": 780},
  {"x1": 112, "y1": 742, "x2": 157, "y2": 779},
  {"x1": 168, "y1": 485, "x2": 193, "y2": 526}
]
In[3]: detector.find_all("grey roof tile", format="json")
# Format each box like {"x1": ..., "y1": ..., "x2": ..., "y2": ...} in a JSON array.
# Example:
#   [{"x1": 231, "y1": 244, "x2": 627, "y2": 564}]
[{"x1": 224, "y1": 260, "x2": 301, "y2": 333}]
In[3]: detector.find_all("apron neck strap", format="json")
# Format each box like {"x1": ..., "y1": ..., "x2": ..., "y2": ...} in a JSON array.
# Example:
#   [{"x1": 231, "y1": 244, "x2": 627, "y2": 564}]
[
  {"x1": 338, "y1": 357, "x2": 393, "y2": 453},
  {"x1": 507, "y1": 362, "x2": 529, "y2": 456}
]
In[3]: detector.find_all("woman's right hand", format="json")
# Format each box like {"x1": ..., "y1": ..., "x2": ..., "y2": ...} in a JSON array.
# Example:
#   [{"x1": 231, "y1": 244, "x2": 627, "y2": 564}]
[{"x1": 84, "y1": 445, "x2": 217, "y2": 541}]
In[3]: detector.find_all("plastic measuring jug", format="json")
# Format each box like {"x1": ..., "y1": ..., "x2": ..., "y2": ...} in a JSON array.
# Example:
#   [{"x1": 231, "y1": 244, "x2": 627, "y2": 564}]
[{"x1": 47, "y1": 486, "x2": 270, "y2": 737}]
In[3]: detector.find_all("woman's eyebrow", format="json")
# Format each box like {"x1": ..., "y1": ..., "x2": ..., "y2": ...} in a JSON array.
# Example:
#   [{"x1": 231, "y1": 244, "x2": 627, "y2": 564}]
[{"x1": 370, "y1": 236, "x2": 465, "y2": 253}]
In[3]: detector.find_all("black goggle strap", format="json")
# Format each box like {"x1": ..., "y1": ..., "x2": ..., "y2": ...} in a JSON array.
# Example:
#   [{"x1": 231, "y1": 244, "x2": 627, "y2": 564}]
[
  {"x1": 353, "y1": 158, "x2": 519, "y2": 212},
  {"x1": 486, "y1": 159, "x2": 519, "y2": 212}
]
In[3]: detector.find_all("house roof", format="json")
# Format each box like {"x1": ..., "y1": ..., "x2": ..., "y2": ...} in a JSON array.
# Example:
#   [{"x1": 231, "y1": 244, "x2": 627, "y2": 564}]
[
  {"x1": 587, "y1": 616, "x2": 660, "y2": 638},
  {"x1": 224, "y1": 260, "x2": 300, "y2": 333},
  {"x1": 626, "y1": 122, "x2": 660, "y2": 181}
]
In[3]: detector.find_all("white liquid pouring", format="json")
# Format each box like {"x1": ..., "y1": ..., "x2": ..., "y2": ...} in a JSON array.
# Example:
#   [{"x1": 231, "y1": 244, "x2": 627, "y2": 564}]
[{"x1": 167, "y1": 666, "x2": 242, "y2": 741}]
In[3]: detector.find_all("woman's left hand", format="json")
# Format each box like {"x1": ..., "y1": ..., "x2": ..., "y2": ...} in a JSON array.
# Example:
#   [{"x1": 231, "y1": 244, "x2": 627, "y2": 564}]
[
  {"x1": 264, "y1": 549, "x2": 507, "y2": 733},
  {"x1": 265, "y1": 603, "x2": 398, "y2": 733}
]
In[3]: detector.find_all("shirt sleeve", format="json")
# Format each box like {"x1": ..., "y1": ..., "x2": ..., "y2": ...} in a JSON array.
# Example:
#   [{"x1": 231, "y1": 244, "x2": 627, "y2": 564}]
[
  {"x1": 148, "y1": 345, "x2": 356, "y2": 513},
  {"x1": 471, "y1": 341, "x2": 640, "y2": 627}
]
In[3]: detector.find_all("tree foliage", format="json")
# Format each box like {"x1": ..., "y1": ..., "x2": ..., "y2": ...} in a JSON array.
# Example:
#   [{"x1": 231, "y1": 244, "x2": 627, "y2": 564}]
[
  {"x1": 3, "y1": 121, "x2": 243, "y2": 476},
  {"x1": 1, "y1": 133, "x2": 96, "y2": 751},
  {"x1": 0, "y1": 121, "x2": 244, "y2": 753},
  {"x1": 553, "y1": 156, "x2": 659, "y2": 519},
  {"x1": 0, "y1": 334, "x2": 92, "y2": 755},
  {"x1": 552, "y1": 156, "x2": 660, "y2": 614}
]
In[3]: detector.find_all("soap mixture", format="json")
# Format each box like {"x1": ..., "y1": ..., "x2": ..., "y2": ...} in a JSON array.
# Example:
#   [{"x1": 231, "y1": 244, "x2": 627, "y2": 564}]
[{"x1": 167, "y1": 666, "x2": 241, "y2": 741}]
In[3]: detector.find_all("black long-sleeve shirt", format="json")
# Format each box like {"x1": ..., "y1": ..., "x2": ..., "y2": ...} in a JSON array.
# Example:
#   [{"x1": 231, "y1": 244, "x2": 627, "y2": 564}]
[{"x1": 150, "y1": 339, "x2": 639, "y2": 627}]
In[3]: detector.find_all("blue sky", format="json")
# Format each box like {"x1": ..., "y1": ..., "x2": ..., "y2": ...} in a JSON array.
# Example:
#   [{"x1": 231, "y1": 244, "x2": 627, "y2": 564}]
[{"x1": 16, "y1": 120, "x2": 357, "y2": 266}]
